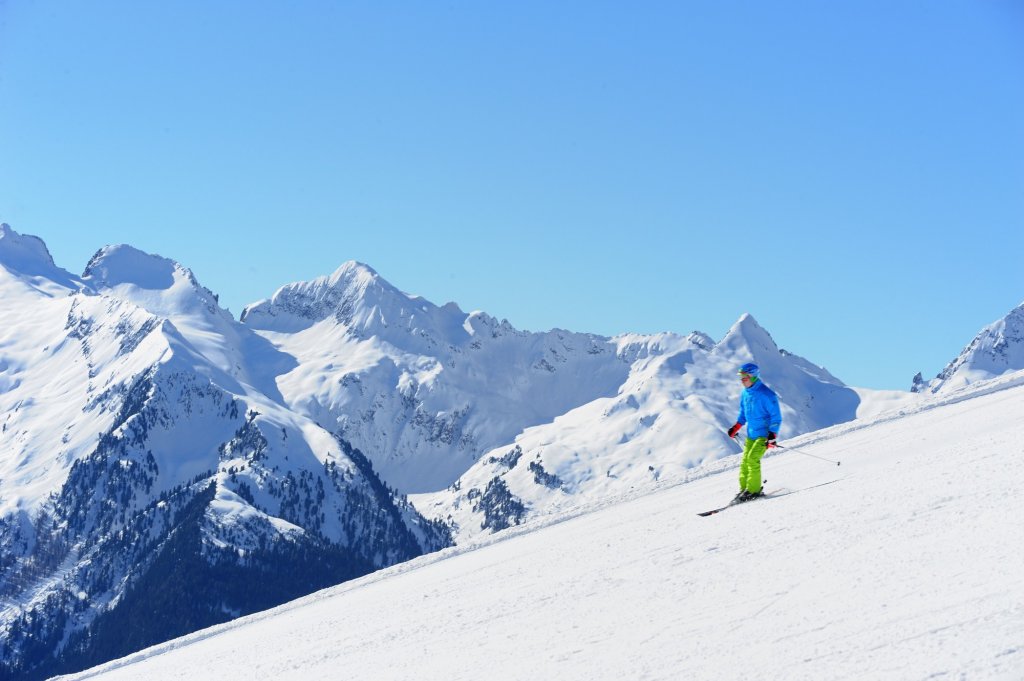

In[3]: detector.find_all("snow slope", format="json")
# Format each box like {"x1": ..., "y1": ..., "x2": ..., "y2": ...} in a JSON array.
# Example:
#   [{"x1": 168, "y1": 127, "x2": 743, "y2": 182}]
[{"x1": 57, "y1": 370, "x2": 1024, "y2": 681}]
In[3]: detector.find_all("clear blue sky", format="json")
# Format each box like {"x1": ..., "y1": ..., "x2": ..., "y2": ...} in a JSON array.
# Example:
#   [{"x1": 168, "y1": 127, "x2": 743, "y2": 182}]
[{"x1": 2, "y1": 1, "x2": 1022, "y2": 390}]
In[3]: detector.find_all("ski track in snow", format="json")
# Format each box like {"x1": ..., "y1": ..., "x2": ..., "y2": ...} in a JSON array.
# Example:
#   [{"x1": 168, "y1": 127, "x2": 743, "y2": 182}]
[{"x1": 57, "y1": 374, "x2": 1024, "y2": 681}]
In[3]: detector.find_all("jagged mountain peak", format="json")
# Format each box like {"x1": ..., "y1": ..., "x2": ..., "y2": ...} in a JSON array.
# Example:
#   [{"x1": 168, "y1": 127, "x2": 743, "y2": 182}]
[
  {"x1": 81, "y1": 244, "x2": 229, "y2": 323},
  {"x1": 327, "y1": 259, "x2": 383, "y2": 286},
  {"x1": 714, "y1": 312, "x2": 780, "y2": 358},
  {"x1": 687, "y1": 330, "x2": 715, "y2": 351},
  {"x1": 83, "y1": 244, "x2": 195, "y2": 291},
  {"x1": 240, "y1": 260, "x2": 467, "y2": 343},
  {"x1": 919, "y1": 300, "x2": 1024, "y2": 393},
  {"x1": 323, "y1": 260, "x2": 437, "y2": 316},
  {"x1": 0, "y1": 223, "x2": 55, "y2": 269},
  {"x1": 0, "y1": 222, "x2": 82, "y2": 293},
  {"x1": 710, "y1": 312, "x2": 849, "y2": 390}
]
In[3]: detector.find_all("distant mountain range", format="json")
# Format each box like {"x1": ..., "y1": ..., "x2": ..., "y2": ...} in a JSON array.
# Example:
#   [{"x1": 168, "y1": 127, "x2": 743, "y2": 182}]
[{"x1": 1, "y1": 222, "x2": 1021, "y2": 679}]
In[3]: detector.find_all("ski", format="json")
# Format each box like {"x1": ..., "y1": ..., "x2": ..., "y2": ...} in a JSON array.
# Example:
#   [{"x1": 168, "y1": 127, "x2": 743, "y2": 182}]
[
  {"x1": 697, "y1": 489, "x2": 779, "y2": 517},
  {"x1": 696, "y1": 502, "x2": 738, "y2": 517},
  {"x1": 697, "y1": 478, "x2": 844, "y2": 516}
]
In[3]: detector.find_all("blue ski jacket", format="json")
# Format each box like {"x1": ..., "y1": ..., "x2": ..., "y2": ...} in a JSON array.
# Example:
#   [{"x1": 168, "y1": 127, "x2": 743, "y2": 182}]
[{"x1": 737, "y1": 379, "x2": 782, "y2": 439}]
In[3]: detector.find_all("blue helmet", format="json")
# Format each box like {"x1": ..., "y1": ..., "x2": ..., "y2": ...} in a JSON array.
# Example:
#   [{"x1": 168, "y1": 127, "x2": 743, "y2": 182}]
[{"x1": 738, "y1": 362, "x2": 759, "y2": 377}]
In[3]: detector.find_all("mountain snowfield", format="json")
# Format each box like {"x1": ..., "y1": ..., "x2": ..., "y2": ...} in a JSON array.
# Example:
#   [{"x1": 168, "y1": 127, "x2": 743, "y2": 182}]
[
  {"x1": 3, "y1": 221, "x2": 1024, "y2": 679},
  {"x1": 55, "y1": 370, "x2": 1024, "y2": 681}
]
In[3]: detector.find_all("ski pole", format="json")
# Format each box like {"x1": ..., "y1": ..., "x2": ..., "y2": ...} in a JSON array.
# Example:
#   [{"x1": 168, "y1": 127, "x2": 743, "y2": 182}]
[{"x1": 774, "y1": 444, "x2": 841, "y2": 466}]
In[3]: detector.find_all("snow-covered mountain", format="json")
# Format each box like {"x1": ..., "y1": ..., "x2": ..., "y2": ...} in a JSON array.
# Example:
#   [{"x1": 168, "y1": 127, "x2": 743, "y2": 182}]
[
  {"x1": 52, "y1": 370, "x2": 1024, "y2": 681},
  {"x1": 913, "y1": 300, "x2": 1024, "y2": 394},
  {"x1": 240, "y1": 261, "x2": 634, "y2": 493},
  {"x1": 0, "y1": 223, "x2": 83, "y2": 295},
  {"x1": 239, "y1": 265, "x2": 866, "y2": 543},
  {"x1": 0, "y1": 225, "x2": 448, "y2": 680},
  {"x1": 411, "y1": 314, "x2": 864, "y2": 542},
  {"x1": 0, "y1": 221, "x2": 907, "y2": 679}
]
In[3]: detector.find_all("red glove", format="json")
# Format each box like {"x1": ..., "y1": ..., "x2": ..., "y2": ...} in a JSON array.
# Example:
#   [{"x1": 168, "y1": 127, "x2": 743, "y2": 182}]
[
  {"x1": 766, "y1": 431, "x2": 777, "y2": 448},
  {"x1": 727, "y1": 423, "x2": 742, "y2": 438}
]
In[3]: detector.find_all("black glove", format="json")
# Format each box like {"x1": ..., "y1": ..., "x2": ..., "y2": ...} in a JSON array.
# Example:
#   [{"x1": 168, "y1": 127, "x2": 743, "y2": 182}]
[
  {"x1": 727, "y1": 423, "x2": 742, "y2": 438},
  {"x1": 766, "y1": 431, "x2": 777, "y2": 447}
]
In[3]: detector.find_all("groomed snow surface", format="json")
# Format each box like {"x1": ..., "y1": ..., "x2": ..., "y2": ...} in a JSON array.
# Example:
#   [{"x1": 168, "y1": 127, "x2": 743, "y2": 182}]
[{"x1": 59, "y1": 375, "x2": 1024, "y2": 681}]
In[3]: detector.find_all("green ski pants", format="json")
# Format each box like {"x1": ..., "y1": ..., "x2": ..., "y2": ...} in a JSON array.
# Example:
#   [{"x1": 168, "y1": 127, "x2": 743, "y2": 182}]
[{"x1": 739, "y1": 437, "x2": 768, "y2": 493}]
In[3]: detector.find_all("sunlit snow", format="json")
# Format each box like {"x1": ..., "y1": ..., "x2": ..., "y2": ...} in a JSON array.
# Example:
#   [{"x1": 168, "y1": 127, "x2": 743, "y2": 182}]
[{"x1": 58, "y1": 372, "x2": 1024, "y2": 681}]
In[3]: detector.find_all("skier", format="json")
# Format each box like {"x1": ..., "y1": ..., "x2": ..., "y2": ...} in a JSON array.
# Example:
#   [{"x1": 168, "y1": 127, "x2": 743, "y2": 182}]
[{"x1": 726, "y1": 363, "x2": 782, "y2": 502}]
